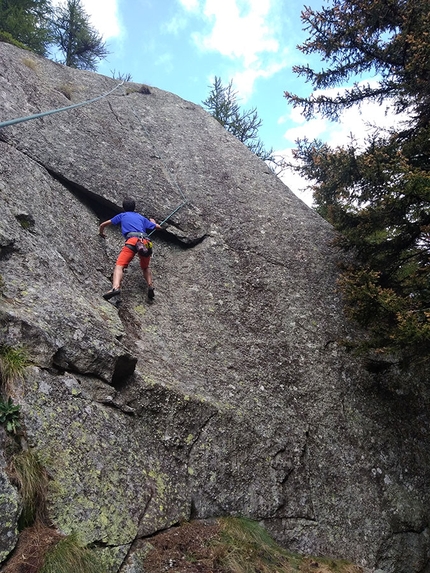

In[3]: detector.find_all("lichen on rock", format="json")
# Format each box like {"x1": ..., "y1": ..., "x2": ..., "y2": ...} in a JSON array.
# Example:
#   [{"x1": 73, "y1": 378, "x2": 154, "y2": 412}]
[{"x1": 1, "y1": 42, "x2": 430, "y2": 573}]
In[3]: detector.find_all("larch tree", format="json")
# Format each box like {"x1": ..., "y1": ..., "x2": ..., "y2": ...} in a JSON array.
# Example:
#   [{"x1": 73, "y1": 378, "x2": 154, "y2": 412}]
[
  {"x1": 285, "y1": 0, "x2": 430, "y2": 367},
  {"x1": 203, "y1": 76, "x2": 286, "y2": 171},
  {"x1": 51, "y1": 0, "x2": 108, "y2": 70}
]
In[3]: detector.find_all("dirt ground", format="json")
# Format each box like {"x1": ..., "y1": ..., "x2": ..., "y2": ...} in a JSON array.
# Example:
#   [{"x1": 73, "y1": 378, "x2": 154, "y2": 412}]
[
  {"x1": 0, "y1": 519, "x2": 365, "y2": 573},
  {"x1": 140, "y1": 520, "x2": 364, "y2": 573},
  {"x1": 0, "y1": 524, "x2": 63, "y2": 573}
]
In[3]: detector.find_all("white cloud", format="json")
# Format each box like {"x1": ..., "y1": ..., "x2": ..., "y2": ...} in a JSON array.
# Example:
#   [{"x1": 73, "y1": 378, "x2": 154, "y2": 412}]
[
  {"x1": 155, "y1": 53, "x2": 175, "y2": 73},
  {"x1": 232, "y1": 54, "x2": 288, "y2": 100},
  {"x1": 178, "y1": 0, "x2": 201, "y2": 11},
  {"x1": 193, "y1": 0, "x2": 278, "y2": 66},
  {"x1": 177, "y1": 0, "x2": 287, "y2": 100},
  {"x1": 283, "y1": 116, "x2": 329, "y2": 144},
  {"x1": 164, "y1": 15, "x2": 188, "y2": 35},
  {"x1": 82, "y1": 0, "x2": 122, "y2": 39},
  {"x1": 275, "y1": 147, "x2": 315, "y2": 207}
]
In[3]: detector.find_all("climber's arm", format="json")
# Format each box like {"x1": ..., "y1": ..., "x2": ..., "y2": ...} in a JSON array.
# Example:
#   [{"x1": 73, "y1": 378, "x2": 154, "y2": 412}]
[{"x1": 99, "y1": 220, "x2": 112, "y2": 237}]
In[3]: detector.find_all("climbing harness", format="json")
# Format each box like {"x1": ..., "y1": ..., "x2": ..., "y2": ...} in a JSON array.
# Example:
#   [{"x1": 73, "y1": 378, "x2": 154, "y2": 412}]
[
  {"x1": 124, "y1": 233, "x2": 153, "y2": 257},
  {"x1": 0, "y1": 81, "x2": 124, "y2": 129}
]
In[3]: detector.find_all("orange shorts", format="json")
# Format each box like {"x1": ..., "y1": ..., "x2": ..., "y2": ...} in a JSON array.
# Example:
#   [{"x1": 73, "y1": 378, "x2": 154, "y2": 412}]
[{"x1": 116, "y1": 237, "x2": 151, "y2": 270}]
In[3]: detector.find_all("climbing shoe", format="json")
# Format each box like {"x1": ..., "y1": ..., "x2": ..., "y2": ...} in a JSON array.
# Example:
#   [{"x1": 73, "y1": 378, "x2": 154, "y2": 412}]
[
  {"x1": 103, "y1": 288, "x2": 121, "y2": 301},
  {"x1": 147, "y1": 286, "x2": 155, "y2": 300}
]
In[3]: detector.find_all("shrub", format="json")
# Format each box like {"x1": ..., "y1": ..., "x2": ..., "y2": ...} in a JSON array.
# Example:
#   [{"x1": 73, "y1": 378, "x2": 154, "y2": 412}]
[{"x1": 0, "y1": 397, "x2": 21, "y2": 434}]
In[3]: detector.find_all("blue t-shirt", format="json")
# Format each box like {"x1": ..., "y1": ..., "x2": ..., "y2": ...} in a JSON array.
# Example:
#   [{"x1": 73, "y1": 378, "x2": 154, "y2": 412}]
[{"x1": 111, "y1": 211, "x2": 156, "y2": 238}]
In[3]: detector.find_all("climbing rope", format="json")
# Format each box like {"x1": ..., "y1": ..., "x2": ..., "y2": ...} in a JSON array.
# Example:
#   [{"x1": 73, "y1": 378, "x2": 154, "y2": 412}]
[
  {"x1": 0, "y1": 81, "x2": 124, "y2": 129},
  {"x1": 148, "y1": 201, "x2": 187, "y2": 236}
]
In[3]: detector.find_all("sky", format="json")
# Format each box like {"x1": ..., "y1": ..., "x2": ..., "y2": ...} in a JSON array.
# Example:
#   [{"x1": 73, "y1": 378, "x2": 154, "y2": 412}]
[{"x1": 57, "y1": 0, "x2": 395, "y2": 207}]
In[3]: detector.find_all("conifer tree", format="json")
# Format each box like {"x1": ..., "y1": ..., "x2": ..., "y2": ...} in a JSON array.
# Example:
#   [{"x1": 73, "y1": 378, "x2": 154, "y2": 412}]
[
  {"x1": 203, "y1": 77, "x2": 279, "y2": 164},
  {"x1": 286, "y1": 0, "x2": 430, "y2": 365},
  {"x1": 0, "y1": 0, "x2": 53, "y2": 55},
  {"x1": 51, "y1": 0, "x2": 108, "y2": 70}
]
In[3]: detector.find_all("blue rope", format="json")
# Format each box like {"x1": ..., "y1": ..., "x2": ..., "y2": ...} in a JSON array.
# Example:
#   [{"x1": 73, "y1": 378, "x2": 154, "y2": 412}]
[
  {"x1": 0, "y1": 81, "x2": 124, "y2": 129},
  {"x1": 148, "y1": 200, "x2": 188, "y2": 236}
]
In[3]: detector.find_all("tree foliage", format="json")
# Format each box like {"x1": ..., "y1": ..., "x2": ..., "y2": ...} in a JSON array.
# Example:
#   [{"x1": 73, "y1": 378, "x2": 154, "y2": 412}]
[
  {"x1": 203, "y1": 77, "x2": 285, "y2": 171},
  {"x1": 0, "y1": 0, "x2": 53, "y2": 56},
  {"x1": 51, "y1": 0, "x2": 108, "y2": 70},
  {"x1": 286, "y1": 0, "x2": 430, "y2": 365}
]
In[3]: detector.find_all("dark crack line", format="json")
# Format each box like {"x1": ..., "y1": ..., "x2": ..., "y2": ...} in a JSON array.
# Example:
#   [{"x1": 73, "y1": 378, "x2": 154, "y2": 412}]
[
  {"x1": 117, "y1": 487, "x2": 155, "y2": 572},
  {"x1": 108, "y1": 101, "x2": 123, "y2": 125},
  {"x1": 263, "y1": 514, "x2": 318, "y2": 524},
  {"x1": 7, "y1": 145, "x2": 204, "y2": 250},
  {"x1": 50, "y1": 361, "x2": 111, "y2": 387},
  {"x1": 186, "y1": 411, "x2": 218, "y2": 461}
]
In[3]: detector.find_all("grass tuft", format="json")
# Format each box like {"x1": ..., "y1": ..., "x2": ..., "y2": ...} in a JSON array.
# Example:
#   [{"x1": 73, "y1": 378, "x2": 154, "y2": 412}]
[
  {"x1": 0, "y1": 345, "x2": 29, "y2": 395},
  {"x1": 217, "y1": 517, "x2": 296, "y2": 573},
  {"x1": 22, "y1": 57, "x2": 38, "y2": 71},
  {"x1": 0, "y1": 523, "x2": 63, "y2": 573},
  {"x1": 9, "y1": 449, "x2": 49, "y2": 529},
  {"x1": 57, "y1": 83, "x2": 74, "y2": 100},
  {"x1": 40, "y1": 533, "x2": 104, "y2": 573}
]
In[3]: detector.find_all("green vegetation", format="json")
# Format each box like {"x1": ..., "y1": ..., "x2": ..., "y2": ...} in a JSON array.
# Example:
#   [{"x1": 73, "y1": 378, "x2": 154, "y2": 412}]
[
  {"x1": 0, "y1": 0, "x2": 53, "y2": 56},
  {"x1": 285, "y1": 0, "x2": 430, "y2": 367},
  {"x1": 40, "y1": 533, "x2": 104, "y2": 573},
  {"x1": 218, "y1": 517, "x2": 298, "y2": 572},
  {"x1": 0, "y1": 345, "x2": 24, "y2": 432},
  {"x1": 51, "y1": 0, "x2": 109, "y2": 70},
  {"x1": 1, "y1": 523, "x2": 64, "y2": 573},
  {"x1": 10, "y1": 449, "x2": 49, "y2": 528},
  {"x1": 0, "y1": 344, "x2": 29, "y2": 395},
  {"x1": 5, "y1": 452, "x2": 103, "y2": 573},
  {"x1": 0, "y1": 30, "x2": 29, "y2": 50},
  {"x1": 0, "y1": 0, "x2": 109, "y2": 70},
  {"x1": 0, "y1": 397, "x2": 21, "y2": 434},
  {"x1": 217, "y1": 518, "x2": 358, "y2": 573}
]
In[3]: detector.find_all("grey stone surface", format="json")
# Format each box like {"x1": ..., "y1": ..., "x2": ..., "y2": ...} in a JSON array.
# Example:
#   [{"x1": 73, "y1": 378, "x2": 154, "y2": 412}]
[
  {"x1": 0, "y1": 429, "x2": 20, "y2": 562},
  {"x1": 0, "y1": 42, "x2": 430, "y2": 572}
]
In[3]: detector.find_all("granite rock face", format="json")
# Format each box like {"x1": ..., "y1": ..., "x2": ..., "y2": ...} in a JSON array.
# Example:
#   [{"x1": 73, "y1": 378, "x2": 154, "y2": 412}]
[{"x1": 0, "y1": 43, "x2": 429, "y2": 573}]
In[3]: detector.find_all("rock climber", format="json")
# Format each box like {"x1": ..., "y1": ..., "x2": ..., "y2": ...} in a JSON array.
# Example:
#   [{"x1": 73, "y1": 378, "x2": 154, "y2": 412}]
[{"x1": 99, "y1": 197, "x2": 162, "y2": 301}]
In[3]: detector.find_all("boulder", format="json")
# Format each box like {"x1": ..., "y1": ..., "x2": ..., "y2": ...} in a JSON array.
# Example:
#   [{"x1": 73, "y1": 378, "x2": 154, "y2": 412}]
[{"x1": 0, "y1": 42, "x2": 429, "y2": 572}]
